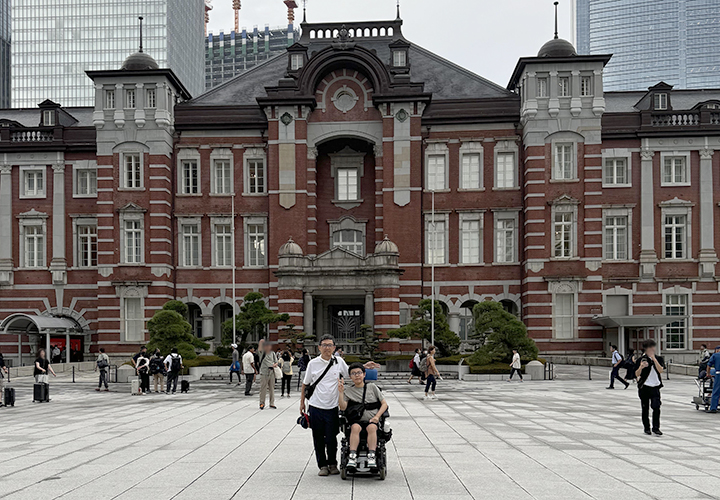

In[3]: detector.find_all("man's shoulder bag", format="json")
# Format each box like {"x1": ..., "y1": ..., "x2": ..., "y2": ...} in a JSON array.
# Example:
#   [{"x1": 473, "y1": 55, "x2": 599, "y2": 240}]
[{"x1": 304, "y1": 357, "x2": 336, "y2": 400}]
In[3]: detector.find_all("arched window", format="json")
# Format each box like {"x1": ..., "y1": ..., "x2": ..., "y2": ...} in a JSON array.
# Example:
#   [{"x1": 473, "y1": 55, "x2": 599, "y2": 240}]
[
  {"x1": 332, "y1": 229, "x2": 363, "y2": 255},
  {"x1": 459, "y1": 300, "x2": 478, "y2": 340},
  {"x1": 187, "y1": 303, "x2": 203, "y2": 338},
  {"x1": 500, "y1": 299, "x2": 519, "y2": 317}
]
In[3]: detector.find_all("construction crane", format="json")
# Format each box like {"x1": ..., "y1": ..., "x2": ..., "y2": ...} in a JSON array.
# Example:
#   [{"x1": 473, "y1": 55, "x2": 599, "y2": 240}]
[
  {"x1": 233, "y1": 0, "x2": 241, "y2": 33},
  {"x1": 204, "y1": 0, "x2": 213, "y2": 36}
]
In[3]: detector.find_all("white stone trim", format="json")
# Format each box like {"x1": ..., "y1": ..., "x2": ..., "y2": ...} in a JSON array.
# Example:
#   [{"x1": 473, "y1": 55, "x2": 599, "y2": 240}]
[
  {"x1": 17, "y1": 210, "x2": 48, "y2": 269},
  {"x1": 458, "y1": 211, "x2": 484, "y2": 265},
  {"x1": 210, "y1": 148, "x2": 234, "y2": 195},
  {"x1": 177, "y1": 148, "x2": 201, "y2": 195},
  {"x1": 18, "y1": 165, "x2": 46, "y2": 199},
  {"x1": 424, "y1": 142, "x2": 450, "y2": 191},
  {"x1": 243, "y1": 147, "x2": 267, "y2": 195},
  {"x1": 177, "y1": 216, "x2": 203, "y2": 268},
  {"x1": 601, "y1": 148, "x2": 632, "y2": 188},
  {"x1": 493, "y1": 140, "x2": 519, "y2": 189},
  {"x1": 602, "y1": 207, "x2": 633, "y2": 262},
  {"x1": 659, "y1": 151, "x2": 691, "y2": 187},
  {"x1": 459, "y1": 141, "x2": 484, "y2": 190}
]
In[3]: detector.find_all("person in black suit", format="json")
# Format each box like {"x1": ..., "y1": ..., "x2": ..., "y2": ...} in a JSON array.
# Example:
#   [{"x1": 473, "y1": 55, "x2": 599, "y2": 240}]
[{"x1": 634, "y1": 339, "x2": 665, "y2": 436}]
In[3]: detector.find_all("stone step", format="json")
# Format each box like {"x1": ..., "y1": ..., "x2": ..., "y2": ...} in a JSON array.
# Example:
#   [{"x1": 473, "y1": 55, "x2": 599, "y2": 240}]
[{"x1": 201, "y1": 372, "x2": 459, "y2": 381}]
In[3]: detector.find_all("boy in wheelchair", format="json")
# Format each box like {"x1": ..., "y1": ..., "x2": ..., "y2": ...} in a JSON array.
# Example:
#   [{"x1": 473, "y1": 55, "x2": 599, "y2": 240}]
[{"x1": 338, "y1": 362, "x2": 390, "y2": 478}]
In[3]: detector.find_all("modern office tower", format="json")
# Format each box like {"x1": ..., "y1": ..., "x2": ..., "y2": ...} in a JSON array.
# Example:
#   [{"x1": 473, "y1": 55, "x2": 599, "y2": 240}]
[
  {"x1": 0, "y1": 0, "x2": 9, "y2": 108},
  {"x1": 576, "y1": 0, "x2": 720, "y2": 91},
  {"x1": 10, "y1": 0, "x2": 205, "y2": 107}
]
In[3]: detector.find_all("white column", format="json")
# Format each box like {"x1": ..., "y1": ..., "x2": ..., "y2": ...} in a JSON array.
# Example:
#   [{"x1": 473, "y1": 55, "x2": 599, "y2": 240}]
[
  {"x1": 315, "y1": 298, "x2": 324, "y2": 338},
  {"x1": 448, "y1": 312, "x2": 460, "y2": 336},
  {"x1": 50, "y1": 163, "x2": 67, "y2": 285},
  {"x1": 699, "y1": 149, "x2": 717, "y2": 278},
  {"x1": 304, "y1": 292, "x2": 314, "y2": 336},
  {"x1": 0, "y1": 162, "x2": 13, "y2": 285},
  {"x1": 365, "y1": 291, "x2": 374, "y2": 329},
  {"x1": 202, "y1": 314, "x2": 215, "y2": 341},
  {"x1": 639, "y1": 150, "x2": 657, "y2": 279},
  {"x1": 65, "y1": 333, "x2": 70, "y2": 364}
]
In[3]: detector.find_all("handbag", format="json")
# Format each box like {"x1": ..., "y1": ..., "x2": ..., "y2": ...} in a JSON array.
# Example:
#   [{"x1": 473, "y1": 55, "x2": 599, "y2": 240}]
[
  {"x1": 304, "y1": 357, "x2": 336, "y2": 399},
  {"x1": 273, "y1": 365, "x2": 283, "y2": 379},
  {"x1": 345, "y1": 384, "x2": 367, "y2": 424}
]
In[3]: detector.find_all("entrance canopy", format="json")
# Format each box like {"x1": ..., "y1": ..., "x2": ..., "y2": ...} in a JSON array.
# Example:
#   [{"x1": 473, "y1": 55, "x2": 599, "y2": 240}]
[
  {"x1": 592, "y1": 315, "x2": 684, "y2": 329},
  {"x1": 1, "y1": 313, "x2": 79, "y2": 334}
]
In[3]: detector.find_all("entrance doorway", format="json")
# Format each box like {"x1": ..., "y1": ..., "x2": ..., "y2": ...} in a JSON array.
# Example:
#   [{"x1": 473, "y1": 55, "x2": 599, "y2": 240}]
[{"x1": 329, "y1": 305, "x2": 365, "y2": 342}]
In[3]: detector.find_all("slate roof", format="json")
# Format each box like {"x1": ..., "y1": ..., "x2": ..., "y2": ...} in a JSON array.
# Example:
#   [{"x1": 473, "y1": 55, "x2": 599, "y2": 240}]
[
  {"x1": 0, "y1": 107, "x2": 94, "y2": 127},
  {"x1": 605, "y1": 89, "x2": 720, "y2": 113}
]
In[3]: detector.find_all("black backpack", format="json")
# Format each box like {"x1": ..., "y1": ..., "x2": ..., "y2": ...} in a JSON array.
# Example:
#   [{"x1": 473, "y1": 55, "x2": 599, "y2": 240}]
[
  {"x1": 149, "y1": 357, "x2": 163, "y2": 375},
  {"x1": 170, "y1": 355, "x2": 182, "y2": 373}
]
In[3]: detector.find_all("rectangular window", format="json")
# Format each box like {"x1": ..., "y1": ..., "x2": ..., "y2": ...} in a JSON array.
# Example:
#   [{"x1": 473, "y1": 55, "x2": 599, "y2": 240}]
[
  {"x1": 665, "y1": 294, "x2": 687, "y2": 349},
  {"x1": 461, "y1": 153, "x2": 481, "y2": 189},
  {"x1": 662, "y1": 156, "x2": 687, "y2": 185},
  {"x1": 290, "y1": 53, "x2": 303, "y2": 71},
  {"x1": 554, "y1": 294, "x2": 575, "y2": 339},
  {"x1": 42, "y1": 110, "x2": 55, "y2": 126},
  {"x1": 495, "y1": 217, "x2": 516, "y2": 263},
  {"x1": 247, "y1": 223, "x2": 266, "y2": 267},
  {"x1": 495, "y1": 152, "x2": 516, "y2": 188},
  {"x1": 23, "y1": 169, "x2": 44, "y2": 197},
  {"x1": 126, "y1": 89, "x2": 136, "y2": 109},
  {"x1": 427, "y1": 155, "x2": 446, "y2": 190},
  {"x1": 181, "y1": 160, "x2": 199, "y2": 194},
  {"x1": 146, "y1": 88, "x2": 156, "y2": 108},
  {"x1": 460, "y1": 219, "x2": 481, "y2": 264},
  {"x1": 124, "y1": 297, "x2": 144, "y2": 342},
  {"x1": 77, "y1": 225, "x2": 98, "y2": 267},
  {"x1": 553, "y1": 143, "x2": 574, "y2": 180},
  {"x1": 213, "y1": 159, "x2": 232, "y2": 194},
  {"x1": 337, "y1": 168, "x2": 358, "y2": 201},
  {"x1": 604, "y1": 158, "x2": 628, "y2": 185},
  {"x1": 580, "y1": 76, "x2": 592, "y2": 96},
  {"x1": 247, "y1": 159, "x2": 265, "y2": 194},
  {"x1": 537, "y1": 78, "x2": 548, "y2": 97},
  {"x1": 426, "y1": 219, "x2": 446, "y2": 264},
  {"x1": 24, "y1": 225, "x2": 44, "y2": 268},
  {"x1": 182, "y1": 224, "x2": 200, "y2": 267},
  {"x1": 559, "y1": 77, "x2": 570, "y2": 97},
  {"x1": 393, "y1": 50, "x2": 407, "y2": 67},
  {"x1": 664, "y1": 215, "x2": 686, "y2": 259},
  {"x1": 215, "y1": 224, "x2": 232, "y2": 267},
  {"x1": 654, "y1": 93, "x2": 668, "y2": 110},
  {"x1": 554, "y1": 212, "x2": 574, "y2": 258},
  {"x1": 604, "y1": 216, "x2": 628, "y2": 260},
  {"x1": 124, "y1": 153, "x2": 141, "y2": 188},
  {"x1": 124, "y1": 220, "x2": 142, "y2": 264},
  {"x1": 104, "y1": 90, "x2": 115, "y2": 109},
  {"x1": 76, "y1": 168, "x2": 97, "y2": 196}
]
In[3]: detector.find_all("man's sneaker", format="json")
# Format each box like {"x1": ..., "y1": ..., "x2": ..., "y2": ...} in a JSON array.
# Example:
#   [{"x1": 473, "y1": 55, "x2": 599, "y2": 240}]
[
  {"x1": 430, "y1": 394, "x2": 438, "y2": 400},
  {"x1": 606, "y1": 386, "x2": 614, "y2": 389},
  {"x1": 367, "y1": 452, "x2": 377, "y2": 469},
  {"x1": 652, "y1": 429, "x2": 663, "y2": 436},
  {"x1": 706, "y1": 409, "x2": 718, "y2": 413},
  {"x1": 644, "y1": 429, "x2": 652, "y2": 435},
  {"x1": 318, "y1": 467, "x2": 329, "y2": 477},
  {"x1": 328, "y1": 465, "x2": 340, "y2": 475},
  {"x1": 347, "y1": 453, "x2": 357, "y2": 470},
  {"x1": 423, "y1": 394, "x2": 429, "y2": 400}
]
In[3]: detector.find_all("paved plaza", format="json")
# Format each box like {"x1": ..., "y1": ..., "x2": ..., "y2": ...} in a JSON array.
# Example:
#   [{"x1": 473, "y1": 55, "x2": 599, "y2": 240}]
[{"x1": 0, "y1": 368, "x2": 718, "y2": 500}]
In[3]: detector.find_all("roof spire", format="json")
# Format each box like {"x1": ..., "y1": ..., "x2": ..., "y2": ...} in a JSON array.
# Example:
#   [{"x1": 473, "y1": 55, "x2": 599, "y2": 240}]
[
  {"x1": 302, "y1": 0, "x2": 307, "y2": 22},
  {"x1": 138, "y1": 16, "x2": 144, "y2": 52},
  {"x1": 396, "y1": 0, "x2": 401, "y2": 20},
  {"x1": 553, "y1": 1, "x2": 559, "y2": 39}
]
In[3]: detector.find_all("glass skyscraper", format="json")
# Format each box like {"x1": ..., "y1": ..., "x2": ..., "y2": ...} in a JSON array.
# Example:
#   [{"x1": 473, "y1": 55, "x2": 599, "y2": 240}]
[
  {"x1": 0, "y1": 0, "x2": 10, "y2": 108},
  {"x1": 11, "y1": 0, "x2": 205, "y2": 108},
  {"x1": 576, "y1": 0, "x2": 720, "y2": 91}
]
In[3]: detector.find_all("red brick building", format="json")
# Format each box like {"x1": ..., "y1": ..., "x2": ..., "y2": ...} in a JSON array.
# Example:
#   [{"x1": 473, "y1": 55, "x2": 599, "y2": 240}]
[{"x1": 2, "y1": 15, "x2": 719, "y2": 364}]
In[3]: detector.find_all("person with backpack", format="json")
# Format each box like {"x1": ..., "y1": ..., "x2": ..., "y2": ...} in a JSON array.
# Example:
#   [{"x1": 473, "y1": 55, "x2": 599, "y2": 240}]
[
  {"x1": 229, "y1": 344, "x2": 242, "y2": 386},
  {"x1": 136, "y1": 351, "x2": 150, "y2": 395},
  {"x1": 164, "y1": 348, "x2": 183, "y2": 394},
  {"x1": 297, "y1": 348, "x2": 310, "y2": 390},
  {"x1": 95, "y1": 348, "x2": 110, "y2": 392},
  {"x1": 607, "y1": 345, "x2": 629, "y2": 390},
  {"x1": 623, "y1": 349, "x2": 637, "y2": 382},
  {"x1": 149, "y1": 349, "x2": 165, "y2": 393},
  {"x1": 407, "y1": 348, "x2": 422, "y2": 384}
]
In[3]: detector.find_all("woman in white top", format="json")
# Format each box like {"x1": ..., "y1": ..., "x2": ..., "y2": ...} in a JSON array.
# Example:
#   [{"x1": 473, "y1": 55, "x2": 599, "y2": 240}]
[{"x1": 508, "y1": 349, "x2": 523, "y2": 382}]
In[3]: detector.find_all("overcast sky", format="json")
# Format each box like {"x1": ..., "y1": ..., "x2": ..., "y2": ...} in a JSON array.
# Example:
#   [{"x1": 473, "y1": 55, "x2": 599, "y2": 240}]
[{"x1": 206, "y1": 0, "x2": 575, "y2": 89}]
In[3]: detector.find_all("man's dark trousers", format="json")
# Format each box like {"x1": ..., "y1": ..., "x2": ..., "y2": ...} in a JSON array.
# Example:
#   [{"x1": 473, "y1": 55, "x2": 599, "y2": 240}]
[
  {"x1": 639, "y1": 385, "x2": 661, "y2": 431},
  {"x1": 244, "y1": 373, "x2": 254, "y2": 395},
  {"x1": 609, "y1": 365, "x2": 628, "y2": 388},
  {"x1": 166, "y1": 371, "x2": 179, "y2": 393},
  {"x1": 309, "y1": 405, "x2": 339, "y2": 468}
]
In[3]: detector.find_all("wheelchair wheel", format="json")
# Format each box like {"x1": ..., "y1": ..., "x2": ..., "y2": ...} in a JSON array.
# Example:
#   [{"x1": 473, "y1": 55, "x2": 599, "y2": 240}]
[
  {"x1": 340, "y1": 467, "x2": 347, "y2": 480},
  {"x1": 379, "y1": 466, "x2": 386, "y2": 480}
]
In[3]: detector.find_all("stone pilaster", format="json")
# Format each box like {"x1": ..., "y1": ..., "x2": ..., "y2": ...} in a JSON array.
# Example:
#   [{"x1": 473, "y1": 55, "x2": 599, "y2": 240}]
[
  {"x1": 306, "y1": 147, "x2": 318, "y2": 256},
  {"x1": 698, "y1": 148, "x2": 717, "y2": 278},
  {"x1": 639, "y1": 150, "x2": 657, "y2": 279},
  {"x1": 49, "y1": 162, "x2": 67, "y2": 286},
  {"x1": 365, "y1": 291, "x2": 374, "y2": 329},
  {"x1": 0, "y1": 162, "x2": 12, "y2": 285},
  {"x1": 303, "y1": 292, "x2": 314, "y2": 336}
]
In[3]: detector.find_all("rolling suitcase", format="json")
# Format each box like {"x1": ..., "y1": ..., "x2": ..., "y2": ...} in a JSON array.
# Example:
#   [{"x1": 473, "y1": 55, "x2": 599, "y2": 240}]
[
  {"x1": 3, "y1": 387, "x2": 14, "y2": 407},
  {"x1": 131, "y1": 378, "x2": 141, "y2": 395},
  {"x1": 33, "y1": 383, "x2": 49, "y2": 403},
  {"x1": 181, "y1": 378, "x2": 190, "y2": 393}
]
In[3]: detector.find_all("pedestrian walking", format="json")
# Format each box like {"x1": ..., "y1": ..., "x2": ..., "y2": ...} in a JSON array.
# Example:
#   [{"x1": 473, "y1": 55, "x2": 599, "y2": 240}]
[
  {"x1": 423, "y1": 345, "x2": 439, "y2": 400},
  {"x1": 508, "y1": 348, "x2": 523, "y2": 382},
  {"x1": 280, "y1": 349, "x2": 294, "y2": 397},
  {"x1": 0, "y1": 352, "x2": 8, "y2": 406},
  {"x1": 297, "y1": 348, "x2": 310, "y2": 390},
  {"x1": 150, "y1": 349, "x2": 165, "y2": 393},
  {"x1": 52, "y1": 345, "x2": 61, "y2": 364},
  {"x1": 704, "y1": 346, "x2": 720, "y2": 413},
  {"x1": 623, "y1": 349, "x2": 637, "y2": 382},
  {"x1": 95, "y1": 348, "x2": 110, "y2": 391},
  {"x1": 136, "y1": 351, "x2": 150, "y2": 394},
  {"x1": 229, "y1": 344, "x2": 242, "y2": 386},
  {"x1": 258, "y1": 340, "x2": 278, "y2": 409},
  {"x1": 607, "y1": 345, "x2": 629, "y2": 389},
  {"x1": 408, "y1": 349, "x2": 422, "y2": 384},
  {"x1": 634, "y1": 339, "x2": 665, "y2": 435},
  {"x1": 242, "y1": 346, "x2": 257, "y2": 396},
  {"x1": 164, "y1": 348, "x2": 183, "y2": 394},
  {"x1": 34, "y1": 349, "x2": 56, "y2": 384},
  {"x1": 300, "y1": 334, "x2": 350, "y2": 476}
]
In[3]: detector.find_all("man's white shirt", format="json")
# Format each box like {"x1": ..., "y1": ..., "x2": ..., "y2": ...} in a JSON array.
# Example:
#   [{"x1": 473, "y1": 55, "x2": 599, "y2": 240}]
[
  {"x1": 242, "y1": 351, "x2": 255, "y2": 373},
  {"x1": 303, "y1": 355, "x2": 349, "y2": 410}
]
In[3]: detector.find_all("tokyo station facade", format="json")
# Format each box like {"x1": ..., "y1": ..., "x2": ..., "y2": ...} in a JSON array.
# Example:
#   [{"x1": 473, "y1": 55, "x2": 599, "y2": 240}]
[{"x1": 2, "y1": 13, "x2": 720, "y2": 364}]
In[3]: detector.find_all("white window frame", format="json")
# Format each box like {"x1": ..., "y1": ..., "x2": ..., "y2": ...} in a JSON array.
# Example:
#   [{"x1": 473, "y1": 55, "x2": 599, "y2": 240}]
[
  {"x1": 537, "y1": 77, "x2": 548, "y2": 98},
  {"x1": 660, "y1": 199, "x2": 692, "y2": 261},
  {"x1": 18, "y1": 214, "x2": 47, "y2": 269},
  {"x1": 244, "y1": 216, "x2": 267, "y2": 268},
  {"x1": 459, "y1": 142, "x2": 483, "y2": 190},
  {"x1": 104, "y1": 89, "x2": 115, "y2": 109},
  {"x1": 42, "y1": 109, "x2": 55, "y2": 126},
  {"x1": 654, "y1": 93, "x2": 668, "y2": 110},
  {"x1": 424, "y1": 212, "x2": 449, "y2": 265},
  {"x1": 393, "y1": 50, "x2": 407, "y2": 67},
  {"x1": 329, "y1": 216, "x2": 367, "y2": 256},
  {"x1": 125, "y1": 88, "x2": 136, "y2": 109},
  {"x1": 425, "y1": 142, "x2": 449, "y2": 191},
  {"x1": 494, "y1": 140, "x2": 519, "y2": 190},
  {"x1": 243, "y1": 148, "x2": 267, "y2": 195},
  {"x1": 177, "y1": 149, "x2": 201, "y2": 195},
  {"x1": 601, "y1": 149, "x2": 632, "y2": 187},
  {"x1": 146, "y1": 88, "x2": 156, "y2": 109},
  {"x1": 332, "y1": 229, "x2": 364, "y2": 255},
  {"x1": 19, "y1": 166, "x2": 46, "y2": 199},
  {"x1": 71, "y1": 216, "x2": 98, "y2": 269},
  {"x1": 290, "y1": 53, "x2": 303, "y2": 71},
  {"x1": 663, "y1": 292, "x2": 689, "y2": 350},
  {"x1": 119, "y1": 209, "x2": 145, "y2": 265},
  {"x1": 76, "y1": 221, "x2": 98, "y2": 268},
  {"x1": 558, "y1": 76, "x2": 570, "y2": 97},
  {"x1": 178, "y1": 217, "x2": 202, "y2": 268},
  {"x1": 603, "y1": 207, "x2": 632, "y2": 261},
  {"x1": 493, "y1": 210, "x2": 519, "y2": 264},
  {"x1": 330, "y1": 147, "x2": 364, "y2": 206},
  {"x1": 121, "y1": 152, "x2": 143, "y2": 190},
  {"x1": 580, "y1": 76, "x2": 592, "y2": 96},
  {"x1": 117, "y1": 286, "x2": 148, "y2": 343},
  {"x1": 552, "y1": 142, "x2": 576, "y2": 181},
  {"x1": 660, "y1": 152, "x2": 690, "y2": 186},
  {"x1": 337, "y1": 168, "x2": 359, "y2": 201},
  {"x1": 210, "y1": 148, "x2": 234, "y2": 195},
  {"x1": 553, "y1": 292, "x2": 576, "y2": 340},
  {"x1": 210, "y1": 217, "x2": 233, "y2": 268},
  {"x1": 551, "y1": 200, "x2": 578, "y2": 259},
  {"x1": 72, "y1": 161, "x2": 98, "y2": 198},
  {"x1": 459, "y1": 212, "x2": 483, "y2": 265}
]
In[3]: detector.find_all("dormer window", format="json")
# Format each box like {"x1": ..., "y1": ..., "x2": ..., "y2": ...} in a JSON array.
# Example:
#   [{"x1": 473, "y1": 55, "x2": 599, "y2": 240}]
[
  {"x1": 42, "y1": 110, "x2": 55, "y2": 126},
  {"x1": 393, "y1": 50, "x2": 407, "y2": 67},
  {"x1": 290, "y1": 53, "x2": 303, "y2": 71},
  {"x1": 654, "y1": 93, "x2": 668, "y2": 110}
]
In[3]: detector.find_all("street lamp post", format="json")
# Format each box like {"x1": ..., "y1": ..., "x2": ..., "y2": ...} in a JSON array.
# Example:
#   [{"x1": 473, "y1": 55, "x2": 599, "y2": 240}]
[
  {"x1": 431, "y1": 189, "x2": 435, "y2": 347},
  {"x1": 231, "y1": 193, "x2": 237, "y2": 345}
]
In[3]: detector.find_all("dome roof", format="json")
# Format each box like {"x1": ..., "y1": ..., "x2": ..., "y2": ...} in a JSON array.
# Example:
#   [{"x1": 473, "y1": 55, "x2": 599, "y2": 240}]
[
  {"x1": 537, "y1": 38, "x2": 577, "y2": 58},
  {"x1": 374, "y1": 236, "x2": 399, "y2": 254},
  {"x1": 121, "y1": 51, "x2": 159, "y2": 71},
  {"x1": 279, "y1": 237, "x2": 303, "y2": 256}
]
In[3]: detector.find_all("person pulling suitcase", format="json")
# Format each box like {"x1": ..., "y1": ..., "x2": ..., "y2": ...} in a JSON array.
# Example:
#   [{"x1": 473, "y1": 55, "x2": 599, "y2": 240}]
[
  {"x1": 33, "y1": 349, "x2": 56, "y2": 403},
  {"x1": 0, "y1": 352, "x2": 11, "y2": 407}
]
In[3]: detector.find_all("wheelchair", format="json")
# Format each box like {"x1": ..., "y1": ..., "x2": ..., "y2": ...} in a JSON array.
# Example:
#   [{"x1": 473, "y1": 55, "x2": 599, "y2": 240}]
[{"x1": 338, "y1": 410, "x2": 392, "y2": 480}]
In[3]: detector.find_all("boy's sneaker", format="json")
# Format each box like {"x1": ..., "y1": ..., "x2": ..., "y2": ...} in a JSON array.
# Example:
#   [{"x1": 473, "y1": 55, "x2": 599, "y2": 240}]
[
  {"x1": 347, "y1": 453, "x2": 357, "y2": 470},
  {"x1": 318, "y1": 467, "x2": 329, "y2": 477},
  {"x1": 430, "y1": 394, "x2": 438, "y2": 400},
  {"x1": 367, "y1": 452, "x2": 377, "y2": 469},
  {"x1": 423, "y1": 394, "x2": 428, "y2": 400},
  {"x1": 328, "y1": 465, "x2": 340, "y2": 475}
]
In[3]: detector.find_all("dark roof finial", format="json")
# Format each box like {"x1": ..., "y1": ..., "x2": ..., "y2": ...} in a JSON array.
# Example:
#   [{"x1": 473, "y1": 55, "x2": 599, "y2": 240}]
[
  {"x1": 553, "y1": 1, "x2": 559, "y2": 39},
  {"x1": 302, "y1": 0, "x2": 307, "y2": 23},
  {"x1": 138, "y1": 16, "x2": 144, "y2": 52},
  {"x1": 396, "y1": 0, "x2": 401, "y2": 20}
]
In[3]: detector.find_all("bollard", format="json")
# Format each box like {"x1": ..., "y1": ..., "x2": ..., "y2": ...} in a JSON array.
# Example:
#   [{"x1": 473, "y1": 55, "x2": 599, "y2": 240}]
[
  {"x1": 73, "y1": 366, "x2": 75, "y2": 383},
  {"x1": 666, "y1": 361, "x2": 670, "y2": 381},
  {"x1": 589, "y1": 365, "x2": 592, "y2": 380}
]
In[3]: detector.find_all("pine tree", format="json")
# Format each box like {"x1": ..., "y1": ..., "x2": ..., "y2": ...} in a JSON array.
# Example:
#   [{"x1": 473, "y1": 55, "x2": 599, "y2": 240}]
[
  {"x1": 390, "y1": 299, "x2": 460, "y2": 357},
  {"x1": 222, "y1": 292, "x2": 290, "y2": 348},
  {"x1": 146, "y1": 300, "x2": 209, "y2": 360},
  {"x1": 467, "y1": 301, "x2": 538, "y2": 366}
]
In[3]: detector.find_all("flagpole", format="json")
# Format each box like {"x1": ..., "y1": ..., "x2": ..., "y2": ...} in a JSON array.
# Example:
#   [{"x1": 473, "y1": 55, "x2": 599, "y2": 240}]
[
  {"x1": 231, "y1": 192, "x2": 237, "y2": 346},
  {"x1": 431, "y1": 189, "x2": 435, "y2": 347}
]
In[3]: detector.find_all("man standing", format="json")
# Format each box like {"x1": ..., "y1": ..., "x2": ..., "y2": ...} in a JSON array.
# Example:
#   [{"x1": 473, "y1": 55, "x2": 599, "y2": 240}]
[
  {"x1": 704, "y1": 346, "x2": 720, "y2": 413},
  {"x1": 634, "y1": 339, "x2": 665, "y2": 435},
  {"x1": 94, "y1": 348, "x2": 110, "y2": 392},
  {"x1": 242, "y1": 346, "x2": 257, "y2": 396},
  {"x1": 607, "y1": 345, "x2": 629, "y2": 389},
  {"x1": 0, "y1": 352, "x2": 8, "y2": 406},
  {"x1": 258, "y1": 341, "x2": 278, "y2": 409},
  {"x1": 300, "y1": 334, "x2": 349, "y2": 476},
  {"x1": 52, "y1": 345, "x2": 61, "y2": 364},
  {"x1": 132, "y1": 346, "x2": 147, "y2": 371},
  {"x1": 508, "y1": 348, "x2": 523, "y2": 382},
  {"x1": 164, "y1": 348, "x2": 183, "y2": 394}
]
